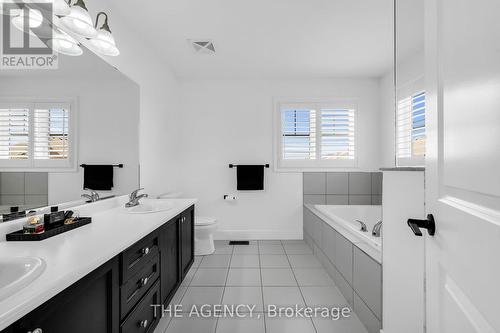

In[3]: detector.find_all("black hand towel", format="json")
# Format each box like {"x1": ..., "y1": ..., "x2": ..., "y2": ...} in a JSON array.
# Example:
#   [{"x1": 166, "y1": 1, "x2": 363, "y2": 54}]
[
  {"x1": 83, "y1": 165, "x2": 114, "y2": 190},
  {"x1": 236, "y1": 165, "x2": 265, "y2": 191}
]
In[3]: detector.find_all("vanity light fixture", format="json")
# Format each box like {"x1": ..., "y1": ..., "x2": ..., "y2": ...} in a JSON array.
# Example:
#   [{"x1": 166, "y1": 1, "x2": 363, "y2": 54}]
[
  {"x1": 22, "y1": 0, "x2": 71, "y2": 17},
  {"x1": 12, "y1": 8, "x2": 55, "y2": 38},
  {"x1": 11, "y1": 8, "x2": 43, "y2": 30},
  {"x1": 52, "y1": 0, "x2": 71, "y2": 16},
  {"x1": 88, "y1": 12, "x2": 120, "y2": 56},
  {"x1": 47, "y1": 28, "x2": 83, "y2": 56},
  {"x1": 59, "y1": 0, "x2": 96, "y2": 38}
]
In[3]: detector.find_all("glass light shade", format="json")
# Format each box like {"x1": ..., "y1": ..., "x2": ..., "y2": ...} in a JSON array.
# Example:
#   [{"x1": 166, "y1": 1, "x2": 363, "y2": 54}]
[
  {"x1": 48, "y1": 30, "x2": 83, "y2": 56},
  {"x1": 60, "y1": 5, "x2": 96, "y2": 38},
  {"x1": 11, "y1": 8, "x2": 43, "y2": 31},
  {"x1": 53, "y1": 0, "x2": 70, "y2": 16},
  {"x1": 22, "y1": 0, "x2": 71, "y2": 16},
  {"x1": 89, "y1": 29, "x2": 120, "y2": 56}
]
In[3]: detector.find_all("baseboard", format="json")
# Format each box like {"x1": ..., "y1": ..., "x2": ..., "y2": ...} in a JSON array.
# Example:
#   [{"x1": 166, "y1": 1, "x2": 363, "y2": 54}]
[{"x1": 214, "y1": 229, "x2": 302, "y2": 240}]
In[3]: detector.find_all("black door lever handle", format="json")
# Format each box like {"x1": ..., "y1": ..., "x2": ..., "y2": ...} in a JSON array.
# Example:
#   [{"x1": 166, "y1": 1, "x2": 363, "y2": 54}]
[{"x1": 407, "y1": 214, "x2": 436, "y2": 236}]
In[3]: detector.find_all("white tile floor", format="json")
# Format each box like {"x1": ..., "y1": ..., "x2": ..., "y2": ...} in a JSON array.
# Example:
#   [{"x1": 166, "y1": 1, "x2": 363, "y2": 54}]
[{"x1": 153, "y1": 240, "x2": 368, "y2": 333}]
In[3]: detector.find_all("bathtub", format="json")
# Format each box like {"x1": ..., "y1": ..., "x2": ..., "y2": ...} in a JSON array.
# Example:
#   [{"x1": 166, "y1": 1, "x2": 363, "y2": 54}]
[{"x1": 308, "y1": 204, "x2": 382, "y2": 262}]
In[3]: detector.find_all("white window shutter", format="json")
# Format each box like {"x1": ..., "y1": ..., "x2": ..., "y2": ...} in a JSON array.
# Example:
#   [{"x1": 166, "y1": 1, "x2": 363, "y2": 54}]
[
  {"x1": 281, "y1": 108, "x2": 316, "y2": 160},
  {"x1": 320, "y1": 109, "x2": 355, "y2": 160},
  {"x1": 397, "y1": 91, "x2": 426, "y2": 166},
  {"x1": 34, "y1": 106, "x2": 70, "y2": 160},
  {"x1": 0, "y1": 100, "x2": 75, "y2": 171},
  {"x1": 276, "y1": 100, "x2": 357, "y2": 171},
  {"x1": 0, "y1": 105, "x2": 31, "y2": 167}
]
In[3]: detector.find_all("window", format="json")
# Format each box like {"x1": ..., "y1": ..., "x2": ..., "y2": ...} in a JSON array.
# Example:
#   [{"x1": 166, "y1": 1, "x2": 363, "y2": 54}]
[
  {"x1": 275, "y1": 100, "x2": 357, "y2": 170},
  {"x1": 0, "y1": 100, "x2": 76, "y2": 171},
  {"x1": 397, "y1": 91, "x2": 426, "y2": 166}
]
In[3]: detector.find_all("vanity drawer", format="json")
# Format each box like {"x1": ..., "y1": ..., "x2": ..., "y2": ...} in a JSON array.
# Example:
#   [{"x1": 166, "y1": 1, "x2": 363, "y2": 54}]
[
  {"x1": 121, "y1": 230, "x2": 160, "y2": 283},
  {"x1": 121, "y1": 280, "x2": 161, "y2": 333},
  {"x1": 121, "y1": 253, "x2": 160, "y2": 319}
]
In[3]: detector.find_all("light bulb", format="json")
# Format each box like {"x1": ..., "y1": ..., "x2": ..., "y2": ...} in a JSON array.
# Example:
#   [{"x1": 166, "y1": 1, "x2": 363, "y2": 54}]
[
  {"x1": 48, "y1": 30, "x2": 83, "y2": 56},
  {"x1": 60, "y1": 3, "x2": 96, "y2": 38}
]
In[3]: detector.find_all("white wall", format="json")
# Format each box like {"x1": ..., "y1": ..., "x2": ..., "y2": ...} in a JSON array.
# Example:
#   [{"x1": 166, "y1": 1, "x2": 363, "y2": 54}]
[
  {"x1": 379, "y1": 50, "x2": 424, "y2": 167},
  {"x1": 83, "y1": 1, "x2": 182, "y2": 196},
  {"x1": 176, "y1": 78, "x2": 382, "y2": 239},
  {"x1": 0, "y1": 75, "x2": 140, "y2": 204},
  {"x1": 379, "y1": 71, "x2": 395, "y2": 167}
]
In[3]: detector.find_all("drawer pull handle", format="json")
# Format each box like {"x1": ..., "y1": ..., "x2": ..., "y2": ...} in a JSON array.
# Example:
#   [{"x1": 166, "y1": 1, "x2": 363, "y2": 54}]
[
  {"x1": 139, "y1": 320, "x2": 148, "y2": 328},
  {"x1": 140, "y1": 277, "x2": 149, "y2": 287},
  {"x1": 141, "y1": 247, "x2": 150, "y2": 256}
]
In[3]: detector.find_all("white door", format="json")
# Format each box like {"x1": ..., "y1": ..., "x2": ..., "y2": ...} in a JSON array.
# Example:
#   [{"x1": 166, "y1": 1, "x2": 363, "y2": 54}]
[{"x1": 424, "y1": 0, "x2": 500, "y2": 332}]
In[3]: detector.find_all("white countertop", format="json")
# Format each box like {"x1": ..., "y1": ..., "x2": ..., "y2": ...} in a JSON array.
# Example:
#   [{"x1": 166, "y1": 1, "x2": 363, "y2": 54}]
[{"x1": 0, "y1": 196, "x2": 197, "y2": 330}]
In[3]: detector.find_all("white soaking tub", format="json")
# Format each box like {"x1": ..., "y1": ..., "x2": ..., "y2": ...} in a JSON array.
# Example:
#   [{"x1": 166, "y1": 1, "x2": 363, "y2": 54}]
[{"x1": 309, "y1": 205, "x2": 382, "y2": 262}]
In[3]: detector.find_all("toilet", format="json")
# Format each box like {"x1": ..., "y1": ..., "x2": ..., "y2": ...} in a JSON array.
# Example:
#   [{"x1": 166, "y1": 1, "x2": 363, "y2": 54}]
[{"x1": 194, "y1": 216, "x2": 218, "y2": 255}]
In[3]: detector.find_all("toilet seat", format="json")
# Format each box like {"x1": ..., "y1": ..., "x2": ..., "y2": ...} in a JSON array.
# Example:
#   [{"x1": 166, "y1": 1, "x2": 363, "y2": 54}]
[{"x1": 195, "y1": 216, "x2": 216, "y2": 226}]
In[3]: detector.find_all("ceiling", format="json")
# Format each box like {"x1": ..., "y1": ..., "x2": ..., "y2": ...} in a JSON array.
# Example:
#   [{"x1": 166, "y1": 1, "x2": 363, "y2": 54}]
[{"x1": 109, "y1": 0, "x2": 395, "y2": 79}]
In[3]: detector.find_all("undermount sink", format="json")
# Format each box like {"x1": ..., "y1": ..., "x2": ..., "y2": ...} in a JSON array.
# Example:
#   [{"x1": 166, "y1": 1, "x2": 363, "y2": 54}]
[
  {"x1": 0, "y1": 257, "x2": 45, "y2": 301},
  {"x1": 125, "y1": 199, "x2": 175, "y2": 214}
]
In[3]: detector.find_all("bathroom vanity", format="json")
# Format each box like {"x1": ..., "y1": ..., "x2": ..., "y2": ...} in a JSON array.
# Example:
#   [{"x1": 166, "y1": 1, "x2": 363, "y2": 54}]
[{"x1": 0, "y1": 198, "x2": 195, "y2": 333}]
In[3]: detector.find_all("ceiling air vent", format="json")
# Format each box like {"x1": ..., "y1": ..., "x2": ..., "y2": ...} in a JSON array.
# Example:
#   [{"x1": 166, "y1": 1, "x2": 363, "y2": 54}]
[{"x1": 189, "y1": 40, "x2": 216, "y2": 54}]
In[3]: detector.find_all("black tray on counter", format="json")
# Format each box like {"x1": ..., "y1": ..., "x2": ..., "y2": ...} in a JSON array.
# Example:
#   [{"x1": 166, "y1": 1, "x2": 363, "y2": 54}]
[{"x1": 6, "y1": 217, "x2": 92, "y2": 242}]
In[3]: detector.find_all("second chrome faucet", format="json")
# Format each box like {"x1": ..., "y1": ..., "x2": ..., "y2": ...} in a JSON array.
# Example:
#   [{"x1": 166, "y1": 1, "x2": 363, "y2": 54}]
[
  {"x1": 125, "y1": 188, "x2": 148, "y2": 208},
  {"x1": 355, "y1": 219, "x2": 383, "y2": 237}
]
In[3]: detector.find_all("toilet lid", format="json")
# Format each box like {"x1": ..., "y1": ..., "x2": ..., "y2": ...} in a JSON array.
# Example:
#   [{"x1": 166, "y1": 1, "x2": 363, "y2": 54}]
[{"x1": 195, "y1": 216, "x2": 217, "y2": 226}]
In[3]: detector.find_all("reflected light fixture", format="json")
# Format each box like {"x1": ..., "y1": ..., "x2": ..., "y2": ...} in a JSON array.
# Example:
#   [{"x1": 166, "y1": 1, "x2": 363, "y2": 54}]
[
  {"x1": 88, "y1": 12, "x2": 119, "y2": 56},
  {"x1": 48, "y1": 28, "x2": 83, "y2": 56},
  {"x1": 11, "y1": 8, "x2": 43, "y2": 30},
  {"x1": 60, "y1": 0, "x2": 96, "y2": 38}
]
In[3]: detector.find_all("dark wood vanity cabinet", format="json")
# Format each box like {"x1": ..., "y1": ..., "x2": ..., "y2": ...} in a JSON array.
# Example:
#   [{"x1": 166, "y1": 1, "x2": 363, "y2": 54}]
[
  {"x1": 159, "y1": 218, "x2": 180, "y2": 304},
  {"x1": 8, "y1": 257, "x2": 120, "y2": 333},
  {"x1": 180, "y1": 206, "x2": 194, "y2": 278},
  {"x1": 3, "y1": 206, "x2": 195, "y2": 333}
]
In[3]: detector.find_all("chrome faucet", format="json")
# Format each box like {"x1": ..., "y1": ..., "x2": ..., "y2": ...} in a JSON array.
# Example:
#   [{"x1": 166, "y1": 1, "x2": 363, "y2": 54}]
[
  {"x1": 355, "y1": 220, "x2": 367, "y2": 232},
  {"x1": 81, "y1": 190, "x2": 100, "y2": 202},
  {"x1": 372, "y1": 220, "x2": 383, "y2": 237},
  {"x1": 125, "y1": 188, "x2": 148, "y2": 208}
]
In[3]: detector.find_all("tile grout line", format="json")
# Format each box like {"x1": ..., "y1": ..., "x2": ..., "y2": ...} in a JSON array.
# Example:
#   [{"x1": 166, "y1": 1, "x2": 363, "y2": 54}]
[
  {"x1": 213, "y1": 242, "x2": 234, "y2": 333},
  {"x1": 258, "y1": 241, "x2": 267, "y2": 333},
  {"x1": 282, "y1": 240, "x2": 319, "y2": 333},
  {"x1": 162, "y1": 256, "x2": 202, "y2": 333}
]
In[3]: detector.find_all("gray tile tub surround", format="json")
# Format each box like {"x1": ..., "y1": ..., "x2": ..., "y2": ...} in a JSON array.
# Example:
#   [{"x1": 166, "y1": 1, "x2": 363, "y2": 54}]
[
  {"x1": 303, "y1": 172, "x2": 382, "y2": 205},
  {"x1": 303, "y1": 206, "x2": 382, "y2": 333},
  {"x1": 0, "y1": 172, "x2": 48, "y2": 207}
]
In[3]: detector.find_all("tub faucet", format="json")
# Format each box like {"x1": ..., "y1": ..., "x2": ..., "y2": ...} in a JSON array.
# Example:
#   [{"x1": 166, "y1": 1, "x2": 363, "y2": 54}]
[
  {"x1": 372, "y1": 220, "x2": 383, "y2": 237},
  {"x1": 125, "y1": 188, "x2": 148, "y2": 208},
  {"x1": 355, "y1": 220, "x2": 367, "y2": 232},
  {"x1": 82, "y1": 190, "x2": 99, "y2": 202}
]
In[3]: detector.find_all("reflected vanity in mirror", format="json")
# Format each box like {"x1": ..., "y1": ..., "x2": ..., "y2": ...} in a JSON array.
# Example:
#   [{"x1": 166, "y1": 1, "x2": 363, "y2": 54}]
[{"x1": 0, "y1": 46, "x2": 140, "y2": 222}]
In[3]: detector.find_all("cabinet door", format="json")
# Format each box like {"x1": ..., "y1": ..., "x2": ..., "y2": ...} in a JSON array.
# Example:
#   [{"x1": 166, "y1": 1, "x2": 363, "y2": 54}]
[
  {"x1": 160, "y1": 218, "x2": 180, "y2": 304},
  {"x1": 180, "y1": 206, "x2": 194, "y2": 278},
  {"x1": 10, "y1": 257, "x2": 119, "y2": 333}
]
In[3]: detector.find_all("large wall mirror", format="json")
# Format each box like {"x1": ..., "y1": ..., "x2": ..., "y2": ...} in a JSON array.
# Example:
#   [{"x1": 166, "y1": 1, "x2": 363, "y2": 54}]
[{"x1": 0, "y1": 47, "x2": 140, "y2": 219}]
